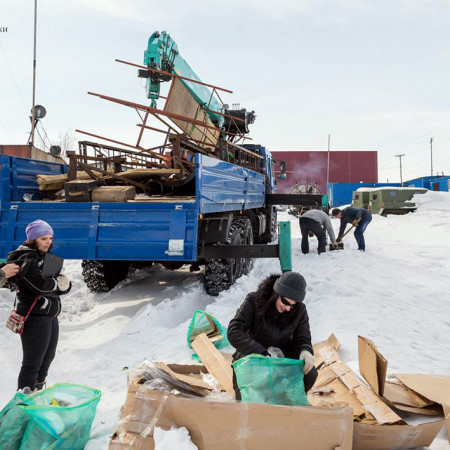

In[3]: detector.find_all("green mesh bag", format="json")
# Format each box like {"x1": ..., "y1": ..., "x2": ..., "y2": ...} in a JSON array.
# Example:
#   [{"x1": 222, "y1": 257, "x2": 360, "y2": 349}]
[
  {"x1": 233, "y1": 354, "x2": 309, "y2": 406},
  {"x1": 0, "y1": 383, "x2": 101, "y2": 450},
  {"x1": 187, "y1": 310, "x2": 229, "y2": 350}
]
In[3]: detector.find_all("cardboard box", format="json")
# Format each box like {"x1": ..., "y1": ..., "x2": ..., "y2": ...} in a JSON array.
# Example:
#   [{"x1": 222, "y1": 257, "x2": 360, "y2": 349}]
[
  {"x1": 356, "y1": 335, "x2": 448, "y2": 448},
  {"x1": 110, "y1": 364, "x2": 354, "y2": 450},
  {"x1": 110, "y1": 337, "x2": 448, "y2": 450}
]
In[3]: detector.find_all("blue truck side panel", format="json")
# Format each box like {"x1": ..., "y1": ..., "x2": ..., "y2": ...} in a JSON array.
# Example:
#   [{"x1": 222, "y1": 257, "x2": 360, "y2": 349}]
[
  {"x1": 196, "y1": 154, "x2": 265, "y2": 214},
  {"x1": 0, "y1": 202, "x2": 198, "y2": 261},
  {"x1": 0, "y1": 155, "x2": 67, "y2": 203},
  {"x1": 1, "y1": 153, "x2": 266, "y2": 261}
]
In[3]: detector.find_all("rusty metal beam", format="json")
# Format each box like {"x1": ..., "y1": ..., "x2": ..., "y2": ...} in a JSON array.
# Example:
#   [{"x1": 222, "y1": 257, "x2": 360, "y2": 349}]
[
  {"x1": 75, "y1": 129, "x2": 170, "y2": 163},
  {"x1": 115, "y1": 58, "x2": 233, "y2": 94}
]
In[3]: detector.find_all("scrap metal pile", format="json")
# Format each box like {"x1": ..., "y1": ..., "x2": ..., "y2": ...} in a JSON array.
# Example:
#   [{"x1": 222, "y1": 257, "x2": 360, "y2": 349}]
[{"x1": 39, "y1": 31, "x2": 263, "y2": 203}]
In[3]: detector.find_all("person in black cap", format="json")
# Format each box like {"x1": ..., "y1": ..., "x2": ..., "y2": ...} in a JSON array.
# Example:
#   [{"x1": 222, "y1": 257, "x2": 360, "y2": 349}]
[{"x1": 227, "y1": 271, "x2": 317, "y2": 400}]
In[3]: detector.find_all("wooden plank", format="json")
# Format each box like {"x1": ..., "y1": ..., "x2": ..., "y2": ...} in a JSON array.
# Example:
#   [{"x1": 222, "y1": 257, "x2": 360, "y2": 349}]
[
  {"x1": 92, "y1": 186, "x2": 136, "y2": 202},
  {"x1": 192, "y1": 333, "x2": 234, "y2": 393},
  {"x1": 117, "y1": 168, "x2": 181, "y2": 178},
  {"x1": 129, "y1": 196, "x2": 195, "y2": 203},
  {"x1": 164, "y1": 78, "x2": 219, "y2": 148}
]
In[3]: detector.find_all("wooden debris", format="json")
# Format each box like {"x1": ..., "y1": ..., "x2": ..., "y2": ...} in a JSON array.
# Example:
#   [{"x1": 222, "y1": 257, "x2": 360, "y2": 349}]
[
  {"x1": 192, "y1": 333, "x2": 234, "y2": 394},
  {"x1": 92, "y1": 186, "x2": 136, "y2": 202}
]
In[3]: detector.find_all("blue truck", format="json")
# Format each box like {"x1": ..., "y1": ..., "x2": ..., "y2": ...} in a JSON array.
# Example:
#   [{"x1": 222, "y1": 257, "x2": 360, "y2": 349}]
[{"x1": 0, "y1": 144, "x2": 286, "y2": 295}]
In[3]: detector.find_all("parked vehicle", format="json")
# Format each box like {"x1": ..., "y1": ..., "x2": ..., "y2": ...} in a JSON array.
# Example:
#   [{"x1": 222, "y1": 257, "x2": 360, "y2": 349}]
[
  {"x1": 367, "y1": 187, "x2": 428, "y2": 215},
  {"x1": 351, "y1": 189, "x2": 370, "y2": 209}
]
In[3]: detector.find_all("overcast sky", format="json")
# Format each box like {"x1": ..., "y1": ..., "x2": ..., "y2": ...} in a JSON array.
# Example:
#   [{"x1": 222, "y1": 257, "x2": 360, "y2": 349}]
[{"x1": 1, "y1": 0, "x2": 450, "y2": 183}]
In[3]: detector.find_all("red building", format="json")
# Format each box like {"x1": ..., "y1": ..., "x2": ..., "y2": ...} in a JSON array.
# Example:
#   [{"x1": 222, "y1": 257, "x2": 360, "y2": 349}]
[{"x1": 272, "y1": 151, "x2": 378, "y2": 194}]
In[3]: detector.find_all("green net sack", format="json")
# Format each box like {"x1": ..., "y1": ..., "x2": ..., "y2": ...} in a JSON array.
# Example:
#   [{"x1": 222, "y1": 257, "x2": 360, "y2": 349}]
[
  {"x1": 233, "y1": 354, "x2": 309, "y2": 406},
  {"x1": 187, "y1": 310, "x2": 229, "y2": 350},
  {"x1": 0, "y1": 383, "x2": 101, "y2": 450}
]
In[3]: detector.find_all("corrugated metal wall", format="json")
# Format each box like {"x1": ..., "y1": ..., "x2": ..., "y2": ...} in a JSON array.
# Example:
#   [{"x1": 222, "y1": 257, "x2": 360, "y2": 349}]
[{"x1": 272, "y1": 151, "x2": 378, "y2": 195}]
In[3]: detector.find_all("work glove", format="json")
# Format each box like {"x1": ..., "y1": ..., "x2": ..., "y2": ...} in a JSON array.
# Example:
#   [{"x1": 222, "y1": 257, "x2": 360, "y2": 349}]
[
  {"x1": 352, "y1": 220, "x2": 359, "y2": 227},
  {"x1": 308, "y1": 231, "x2": 314, "y2": 238},
  {"x1": 299, "y1": 350, "x2": 314, "y2": 374},
  {"x1": 331, "y1": 242, "x2": 339, "y2": 250},
  {"x1": 56, "y1": 274, "x2": 70, "y2": 292},
  {"x1": 336, "y1": 237, "x2": 342, "y2": 243},
  {"x1": 267, "y1": 346, "x2": 285, "y2": 358}
]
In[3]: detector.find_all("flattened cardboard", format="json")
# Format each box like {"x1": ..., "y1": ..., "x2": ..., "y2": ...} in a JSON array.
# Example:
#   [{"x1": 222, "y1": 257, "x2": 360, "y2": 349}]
[
  {"x1": 192, "y1": 333, "x2": 234, "y2": 393},
  {"x1": 353, "y1": 420, "x2": 444, "y2": 450},
  {"x1": 395, "y1": 373, "x2": 450, "y2": 443},
  {"x1": 313, "y1": 334, "x2": 342, "y2": 369},
  {"x1": 113, "y1": 379, "x2": 354, "y2": 450},
  {"x1": 384, "y1": 380, "x2": 434, "y2": 408},
  {"x1": 358, "y1": 336, "x2": 387, "y2": 396},
  {"x1": 153, "y1": 362, "x2": 212, "y2": 391}
]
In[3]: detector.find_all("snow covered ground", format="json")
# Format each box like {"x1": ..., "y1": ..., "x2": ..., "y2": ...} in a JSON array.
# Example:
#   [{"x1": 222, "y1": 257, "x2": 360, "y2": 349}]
[{"x1": 1, "y1": 190, "x2": 450, "y2": 449}]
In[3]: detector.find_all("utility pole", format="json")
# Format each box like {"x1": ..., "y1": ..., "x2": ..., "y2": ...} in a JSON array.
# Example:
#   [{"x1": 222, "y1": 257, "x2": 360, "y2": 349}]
[
  {"x1": 395, "y1": 154, "x2": 405, "y2": 186},
  {"x1": 326, "y1": 134, "x2": 331, "y2": 191},
  {"x1": 430, "y1": 137, "x2": 433, "y2": 177},
  {"x1": 29, "y1": 0, "x2": 38, "y2": 147}
]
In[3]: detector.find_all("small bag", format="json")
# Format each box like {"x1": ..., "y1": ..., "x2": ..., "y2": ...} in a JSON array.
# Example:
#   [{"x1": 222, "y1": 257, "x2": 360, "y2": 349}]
[{"x1": 6, "y1": 296, "x2": 39, "y2": 335}]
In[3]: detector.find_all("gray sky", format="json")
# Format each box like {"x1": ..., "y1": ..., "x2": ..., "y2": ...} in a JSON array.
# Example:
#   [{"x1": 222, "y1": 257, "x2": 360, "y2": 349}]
[{"x1": 1, "y1": 0, "x2": 450, "y2": 183}]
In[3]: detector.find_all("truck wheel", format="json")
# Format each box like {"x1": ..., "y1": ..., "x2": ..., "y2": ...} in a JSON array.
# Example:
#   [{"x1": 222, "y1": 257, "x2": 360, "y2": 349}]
[
  {"x1": 81, "y1": 260, "x2": 130, "y2": 293},
  {"x1": 236, "y1": 216, "x2": 254, "y2": 275},
  {"x1": 204, "y1": 218, "x2": 244, "y2": 296}
]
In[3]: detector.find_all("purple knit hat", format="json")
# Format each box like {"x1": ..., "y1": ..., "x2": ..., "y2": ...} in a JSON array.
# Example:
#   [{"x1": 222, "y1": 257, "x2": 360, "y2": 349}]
[{"x1": 25, "y1": 220, "x2": 54, "y2": 241}]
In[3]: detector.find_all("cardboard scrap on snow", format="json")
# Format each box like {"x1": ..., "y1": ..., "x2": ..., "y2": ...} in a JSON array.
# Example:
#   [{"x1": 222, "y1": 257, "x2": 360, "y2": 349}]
[
  {"x1": 357, "y1": 335, "x2": 450, "y2": 447},
  {"x1": 110, "y1": 364, "x2": 354, "y2": 450},
  {"x1": 358, "y1": 336, "x2": 387, "y2": 396},
  {"x1": 191, "y1": 333, "x2": 234, "y2": 394},
  {"x1": 110, "y1": 334, "x2": 449, "y2": 450}
]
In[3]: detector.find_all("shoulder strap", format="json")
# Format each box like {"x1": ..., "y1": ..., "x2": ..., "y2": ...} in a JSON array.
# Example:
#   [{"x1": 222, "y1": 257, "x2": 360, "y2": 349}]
[{"x1": 25, "y1": 296, "x2": 40, "y2": 318}]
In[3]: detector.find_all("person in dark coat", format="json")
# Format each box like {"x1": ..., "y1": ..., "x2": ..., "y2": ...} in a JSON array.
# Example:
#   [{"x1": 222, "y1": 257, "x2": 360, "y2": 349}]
[
  {"x1": 227, "y1": 271, "x2": 317, "y2": 400},
  {"x1": 7, "y1": 219, "x2": 71, "y2": 392},
  {"x1": 332, "y1": 206, "x2": 372, "y2": 251}
]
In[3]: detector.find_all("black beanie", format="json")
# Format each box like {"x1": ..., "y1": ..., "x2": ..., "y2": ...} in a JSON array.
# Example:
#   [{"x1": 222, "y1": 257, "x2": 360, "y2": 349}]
[{"x1": 273, "y1": 272, "x2": 307, "y2": 303}]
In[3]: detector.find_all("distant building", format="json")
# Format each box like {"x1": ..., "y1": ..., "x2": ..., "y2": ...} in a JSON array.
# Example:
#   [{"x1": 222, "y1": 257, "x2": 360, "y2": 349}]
[{"x1": 272, "y1": 151, "x2": 378, "y2": 194}]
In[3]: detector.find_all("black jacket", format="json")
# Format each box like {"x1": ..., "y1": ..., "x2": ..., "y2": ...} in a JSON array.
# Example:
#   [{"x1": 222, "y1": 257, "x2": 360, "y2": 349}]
[
  {"x1": 338, "y1": 207, "x2": 372, "y2": 237},
  {"x1": 227, "y1": 274, "x2": 313, "y2": 362},
  {"x1": 7, "y1": 246, "x2": 71, "y2": 317}
]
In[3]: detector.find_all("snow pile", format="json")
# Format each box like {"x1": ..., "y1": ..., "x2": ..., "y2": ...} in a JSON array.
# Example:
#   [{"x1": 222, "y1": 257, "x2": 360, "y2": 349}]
[
  {"x1": 1, "y1": 190, "x2": 449, "y2": 448},
  {"x1": 413, "y1": 190, "x2": 450, "y2": 211},
  {"x1": 154, "y1": 426, "x2": 198, "y2": 450}
]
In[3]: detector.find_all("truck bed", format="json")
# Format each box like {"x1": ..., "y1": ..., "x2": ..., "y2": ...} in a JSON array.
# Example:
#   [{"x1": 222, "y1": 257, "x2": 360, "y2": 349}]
[{"x1": 0, "y1": 153, "x2": 265, "y2": 261}]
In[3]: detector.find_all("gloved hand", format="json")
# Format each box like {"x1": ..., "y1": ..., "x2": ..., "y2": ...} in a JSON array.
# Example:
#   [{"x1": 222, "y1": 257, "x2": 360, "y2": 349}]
[
  {"x1": 299, "y1": 350, "x2": 314, "y2": 374},
  {"x1": 56, "y1": 273, "x2": 70, "y2": 291},
  {"x1": 352, "y1": 220, "x2": 359, "y2": 227},
  {"x1": 267, "y1": 346, "x2": 285, "y2": 358},
  {"x1": 331, "y1": 242, "x2": 338, "y2": 250},
  {"x1": 336, "y1": 237, "x2": 342, "y2": 243}
]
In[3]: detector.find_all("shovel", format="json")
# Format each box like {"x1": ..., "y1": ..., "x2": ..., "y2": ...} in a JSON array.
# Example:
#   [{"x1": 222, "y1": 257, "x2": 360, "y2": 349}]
[{"x1": 329, "y1": 218, "x2": 361, "y2": 251}]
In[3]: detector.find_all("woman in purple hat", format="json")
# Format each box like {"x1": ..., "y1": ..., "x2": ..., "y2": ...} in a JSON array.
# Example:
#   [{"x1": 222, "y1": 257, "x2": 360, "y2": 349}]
[{"x1": 7, "y1": 219, "x2": 71, "y2": 392}]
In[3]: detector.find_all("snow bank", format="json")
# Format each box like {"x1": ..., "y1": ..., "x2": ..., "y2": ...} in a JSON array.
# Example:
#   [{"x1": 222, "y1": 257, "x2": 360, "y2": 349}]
[{"x1": 413, "y1": 190, "x2": 450, "y2": 211}]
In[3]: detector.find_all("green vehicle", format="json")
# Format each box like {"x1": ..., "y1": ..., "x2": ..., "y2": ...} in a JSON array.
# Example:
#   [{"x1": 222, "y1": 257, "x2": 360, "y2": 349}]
[
  {"x1": 368, "y1": 187, "x2": 428, "y2": 215},
  {"x1": 351, "y1": 189, "x2": 370, "y2": 209}
]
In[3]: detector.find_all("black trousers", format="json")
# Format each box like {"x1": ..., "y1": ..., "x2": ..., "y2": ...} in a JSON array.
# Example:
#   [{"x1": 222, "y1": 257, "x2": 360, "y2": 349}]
[
  {"x1": 233, "y1": 366, "x2": 318, "y2": 401},
  {"x1": 18, "y1": 315, "x2": 59, "y2": 391},
  {"x1": 299, "y1": 217, "x2": 326, "y2": 254}
]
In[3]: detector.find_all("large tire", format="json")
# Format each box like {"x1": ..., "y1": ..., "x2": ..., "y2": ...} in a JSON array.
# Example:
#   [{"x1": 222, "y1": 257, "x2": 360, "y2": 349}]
[
  {"x1": 82, "y1": 260, "x2": 130, "y2": 293},
  {"x1": 204, "y1": 218, "x2": 244, "y2": 296},
  {"x1": 235, "y1": 216, "x2": 254, "y2": 275}
]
